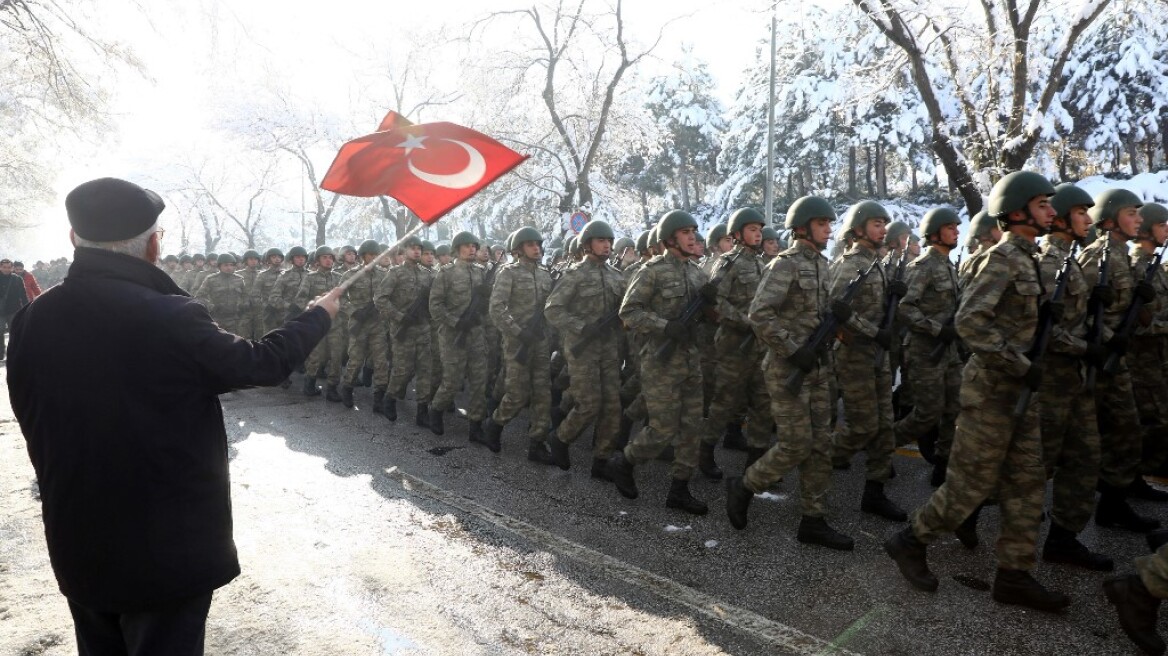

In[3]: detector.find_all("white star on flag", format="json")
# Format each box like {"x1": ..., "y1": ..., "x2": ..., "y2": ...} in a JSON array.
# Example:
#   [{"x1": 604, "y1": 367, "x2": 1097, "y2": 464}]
[{"x1": 396, "y1": 134, "x2": 427, "y2": 154}]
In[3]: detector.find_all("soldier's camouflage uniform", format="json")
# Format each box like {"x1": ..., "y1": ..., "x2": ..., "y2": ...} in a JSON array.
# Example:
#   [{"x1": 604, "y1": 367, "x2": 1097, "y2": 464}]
[
  {"x1": 893, "y1": 246, "x2": 961, "y2": 458},
  {"x1": 830, "y1": 244, "x2": 895, "y2": 482},
  {"x1": 341, "y1": 264, "x2": 389, "y2": 391},
  {"x1": 268, "y1": 264, "x2": 308, "y2": 326},
  {"x1": 958, "y1": 243, "x2": 991, "y2": 292},
  {"x1": 618, "y1": 253, "x2": 705, "y2": 479},
  {"x1": 698, "y1": 255, "x2": 721, "y2": 414},
  {"x1": 190, "y1": 267, "x2": 214, "y2": 296},
  {"x1": 546, "y1": 257, "x2": 626, "y2": 457},
  {"x1": 296, "y1": 267, "x2": 345, "y2": 386},
  {"x1": 707, "y1": 245, "x2": 772, "y2": 450},
  {"x1": 910, "y1": 232, "x2": 1045, "y2": 571},
  {"x1": 376, "y1": 259, "x2": 434, "y2": 402},
  {"x1": 1129, "y1": 248, "x2": 1168, "y2": 474},
  {"x1": 239, "y1": 265, "x2": 261, "y2": 339},
  {"x1": 429, "y1": 259, "x2": 488, "y2": 421},
  {"x1": 251, "y1": 266, "x2": 283, "y2": 334},
  {"x1": 194, "y1": 271, "x2": 250, "y2": 335},
  {"x1": 1137, "y1": 545, "x2": 1168, "y2": 598},
  {"x1": 490, "y1": 259, "x2": 554, "y2": 440},
  {"x1": 618, "y1": 259, "x2": 648, "y2": 426},
  {"x1": 743, "y1": 241, "x2": 833, "y2": 514}
]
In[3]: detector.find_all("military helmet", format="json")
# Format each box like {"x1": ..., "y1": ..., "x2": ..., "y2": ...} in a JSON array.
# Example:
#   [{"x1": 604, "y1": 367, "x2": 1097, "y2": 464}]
[
  {"x1": 761, "y1": 226, "x2": 781, "y2": 243},
  {"x1": 207, "y1": 252, "x2": 219, "y2": 261},
  {"x1": 728, "y1": 208, "x2": 766, "y2": 235},
  {"x1": 1089, "y1": 188, "x2": 1143, "y2": 226},
  {"x1": 845, "y1": 200, "x2": 891, "y2": 234},
  {"x1": 217, "y1": 252, "x2": 238, "y2": 265},
  {"x1": 314, "y1": 245, "x2": 335, "y2": 261},
  {"x1": 450, "y1": 231, "x2": 480, "y2": 250},
  {"x1": 968, "y1": 210, "x2": 995, "y2": 241},
  {"x1": 163, "y1": 254, "x2": 178, "y2": 263},
  {"x1": 399, "y1": 235, "x2": 423, "y2": 250},
  {"x1": 647, "y1": 226, "x2": 661, "y2": 248},
  {"x1": 192, "y1": 253, "x2": 206, "y2": 262},
  {"x1": 420, "y1": 240, "x2": 436, "y2": 253},
  {"x1": 356, "y1": 239, "x2": 380, "y2": 256},
  {"x1": 180, "y1": 254, "x2": 193, "y2": 265},
  {"x1": 287, "y1": 246, "x2": 308, "y2": 259},
  {"x1": 264, "y1": 247, "x2": 284, "y2": 260},
  {"x1": 883, "y1": 220, "x2": 911, "y2": 245},
  {"x1": 580, "y1": 220, "x2": 615, "y2": 243},
  {"x1": 340, "y1": 244, "x2": 356, "y2": 254},
  {"x1": 635, "y1": 230, "x2": 650, "y2": 253},
  {"x1": 705, "y1": 223, "x2": 728, "y2": 245},
  {"x1": 1138, "y1": 202, "x2": 1168, "y2": 234},
  {"x1": 614, "y1": 236, "x2": 635, "y2": 253},
  {"x1": 243, "y1": 249, "x2": 260, "y2": 262},
  {"x1": 987, "y1": 171, "x2": 1056, "y2": 218},
  {"x1": 785, "y1": 196, "x2": 836, "y2": 229},
  {"x1": 565, "y1": 235, "x2": 578, "y2": 255},
  {"x1": 1050, "y1": 183, "x2": 1095, "y2": 219},
  {"x1": 656, "y1": 210, "x2": 699, "y2": 241},
  {"x1": 435, "y1": 244, "x2": 451, "y2": 257},
  {"x1": 919, "y1": 208, "x2": 961, "y2": 238},
  {"x1": 513, "y1": 226, "x2": 544, "y2": 246}
]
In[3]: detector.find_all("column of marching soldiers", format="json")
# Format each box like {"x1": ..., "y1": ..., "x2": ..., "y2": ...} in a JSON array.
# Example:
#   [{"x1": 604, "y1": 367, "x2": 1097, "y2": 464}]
[{"x1": 158, "y1": 173, "x2": 1168, "y2": 652}]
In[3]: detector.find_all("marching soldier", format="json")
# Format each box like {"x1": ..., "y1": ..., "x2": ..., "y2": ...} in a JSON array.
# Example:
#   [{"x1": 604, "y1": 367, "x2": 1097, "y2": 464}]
[
  {"x1": 484, "y1": 226, "x2": 556, "y2": 461},
  {"x1": 760, "y1": 226, "x2": 784, "y2": 263},
  {"x1": 607, "y1": 210, "x2": 710, "y2": 515},
  {"x1": 704, "y1": 223, "x2": 732, "y2": 273},
  {"x1": 175, "y1": 254, "x2": 194, "y2": 290},
  {"x1": 724, "y1": 196, "x2": 853, "y2": 549},
  {"x1": 375, "y1": 236, "x2": 432, "y2": 425},
  {"x1": 238, "y1": 250, "x2": 262, "y2": 338},
  {"x1": 545, "y1": 220, "x2": 627, "y2": 478},
  {"x1": 193, "y1": 252, "x2": 249, "y2": 335},
  {"x1": 959, "y1": 210, "x2": 999, "y2": 290},
  {"x1": 190, "y1": 252, "x2": 215, "y2": 295},
  {"x1": 296, "y1": 246, "x2": 345, "y2": 401},
  {"x1": 435, "y1": 244, "x2": 453, "y2": 268},
  {"x1": 885, "y1": 171, "x2": 1069, "y2": 612},
  {"x1": 340, "y1": 240, "x2": 390, "y2": 411},
  {"x1": 338, "y1": 245, "x2": 358, "y2": 272},
  {"x1": 1129, "y1": 202, "x2": 1168, "y2": 501},
  {"x1": 251, "y1": 248, "x2": 284, "y2": 334}
]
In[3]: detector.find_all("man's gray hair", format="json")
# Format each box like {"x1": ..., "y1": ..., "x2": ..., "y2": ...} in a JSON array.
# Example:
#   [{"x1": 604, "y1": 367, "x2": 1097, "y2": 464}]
[{"x1": 74, "y1": 222, "x2": 159, "y2": 258}]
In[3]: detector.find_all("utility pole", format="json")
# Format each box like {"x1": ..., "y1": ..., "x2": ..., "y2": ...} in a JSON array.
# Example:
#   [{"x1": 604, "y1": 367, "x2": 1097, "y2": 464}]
[{"x1": 765, "y1": 12, "x2": 777, "y2": 226}]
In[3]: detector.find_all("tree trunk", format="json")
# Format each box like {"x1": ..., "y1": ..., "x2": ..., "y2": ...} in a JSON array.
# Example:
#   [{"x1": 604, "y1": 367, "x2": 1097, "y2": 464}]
[
  {"x1": 1128, "y1": 138, "x2": 1140, "y2": 175},
  {"x1": 848, "y1": 145, "x2": 857, "y2": 198},
  {"x1": 679, "y1": 158, "x2": 691, "y2": 210},
  {"x1": 876, "y1": 140, "x2": 887, "y2": 197},
  {"x1": 865, "y1": 145, "x2": 873, "y2": 196},
  {"x1": 639, "y1": 188, "x2": 649, "y2": 226}
]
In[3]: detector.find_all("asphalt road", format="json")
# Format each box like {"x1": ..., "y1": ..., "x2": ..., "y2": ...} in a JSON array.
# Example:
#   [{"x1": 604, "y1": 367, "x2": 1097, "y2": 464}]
[{"x1": 2, "y1": 374, "x2": 1160, "y2": 655}]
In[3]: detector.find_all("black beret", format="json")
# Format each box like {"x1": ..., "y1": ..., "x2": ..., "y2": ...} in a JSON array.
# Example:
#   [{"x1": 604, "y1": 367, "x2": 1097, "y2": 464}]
[{"x1": 66, "y1": 177, "x2": 165, "y2": 242}]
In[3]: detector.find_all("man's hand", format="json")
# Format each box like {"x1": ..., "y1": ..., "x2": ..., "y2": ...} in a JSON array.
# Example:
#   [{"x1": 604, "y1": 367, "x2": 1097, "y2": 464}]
[
  {"x1": 308, "y1": 287, "x2": 342, "y2": 320},
  {"x1": 1090, "y1": 284, "x2": 1115, "y2": 308},
  {"x1": 789, "y1": 344, "x2": 818, "y2": 373},
  {"x1": 937, "y1": 323, "x2": 958, "y2": 343},
  {"x1": 830, "y1": 300, "x2": 853, "y2": 322}
]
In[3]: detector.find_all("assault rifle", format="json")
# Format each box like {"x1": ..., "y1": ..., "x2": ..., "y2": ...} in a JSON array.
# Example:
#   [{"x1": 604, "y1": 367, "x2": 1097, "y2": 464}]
[
  {"x1": 1014, "y1": 246, "x2": 1076, "y2": 420},
  {"x1": 874, "y1": 248, "x2": 910, "y2": 364},
  {"x1": 654, "y1": 250, "x2": 745, "y2": 360},
  {"x1": 784, "y1": 258, "x2": 880, "y2": 395},
  {"x1": 1083, "y1": 246, "x2": 1110, "y2": 392},
  {"x1": 394, "y1": 285, "x2": 432, "y2": 339},
  {"x1": 569, "y1": 307, "x2": 622, "y2": 357},
  {"x1": 454, "y1": 260, "x2": 501, "y2": 348},
  {"x1": 1102, "y1": 244, "x2": 1165, "y2": 374},
  {"x1": 513, "y1": 307, "x2": 546, "y2": 365}
]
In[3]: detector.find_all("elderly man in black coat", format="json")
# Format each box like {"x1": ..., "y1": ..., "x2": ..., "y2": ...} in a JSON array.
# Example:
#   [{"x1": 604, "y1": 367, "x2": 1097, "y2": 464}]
[{"x1": 7, "y1": 177, "x2": 341, "y2": 656}]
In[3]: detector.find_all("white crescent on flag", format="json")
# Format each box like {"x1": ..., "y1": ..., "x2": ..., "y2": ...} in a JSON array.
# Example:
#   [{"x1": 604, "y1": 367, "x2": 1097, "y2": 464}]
[{"x1": 408, "y1": 139, "x2": 488, "y2": 190}]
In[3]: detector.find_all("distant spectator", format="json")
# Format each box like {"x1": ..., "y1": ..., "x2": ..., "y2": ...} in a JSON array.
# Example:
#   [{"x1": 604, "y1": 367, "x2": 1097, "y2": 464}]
[
  {"x1": 0, "y1": 258, "x2": 29, "y2": 361},
  {"x1": 13, "y1": 261, "x2": 42, "y2": 301}
]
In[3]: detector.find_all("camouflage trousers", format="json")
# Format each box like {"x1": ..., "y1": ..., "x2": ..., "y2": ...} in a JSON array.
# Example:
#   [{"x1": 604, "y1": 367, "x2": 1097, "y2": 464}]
[
  {"x1": 1038, "y1": 354, "x2": 1101, "y2": 533},
  {"x1": 484, "y1": 324, "x2": 502, "y2": 399},
  {"x1": 241, "y1": 308, "x2": 265, "y2": 340},
  {"x1": 698, "y1": 323, "x2": 717, "y2": 416},
  {"x1": 624, "y1": 342, "x2": 702, "y2": 480},
  {"x1": 893, "y1": 338, "x2": 960, "y2": 458},
  {"x1": 432, "y1": 325, "x2": 488, "y2": 421},
  {"x1": 388, "y1": 322, "x2": 432, "y2": 402},
  {"x1": 344, "y1": 318, "x2": 390, "y2": 390},
  {"x1": 1129, "y1": 336, "x2": 1168, "y2": 474},
  {"x1": 1137, "y1": 545, "x2": 1168, "y2": 599},
  {"x1": 429, "y1": 324, "x2": 443, "y2": 401},
  {"x1": 744, "y1": 352, "x2": 832, "y2": 517},
  {"x1": 912, "y1": 357, "x2": 1045, "y2": 571},
  {"x1": 559, "y1": 346, "x2": 622, "y2": 458},
  {"x1": 1095, "y1": 362, "x2": 1143, "y2": 488},
  {"x1": 305, "y1": 322, "x2": 346, "y2": 385},
  {"x1": 706, "y1": 327, "x2": 771, "y2": 449},
  {"x1": 832, "y1": 341, "x2": 895, "y2": 482},
  {"x1": 492, "y1": 333, "x2": 552, "y2": 441}
]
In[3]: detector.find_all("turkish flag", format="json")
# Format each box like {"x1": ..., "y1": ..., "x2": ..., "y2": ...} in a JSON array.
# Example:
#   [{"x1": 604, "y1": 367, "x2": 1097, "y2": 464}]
[{"x1": 321, "y1": 116, "x2": 529, "y2": 224}]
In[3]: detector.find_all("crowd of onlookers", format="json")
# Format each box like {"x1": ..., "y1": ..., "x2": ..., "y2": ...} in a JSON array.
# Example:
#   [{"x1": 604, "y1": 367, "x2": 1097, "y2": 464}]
[{"x1": 0, "y1": 257, "x2": 68, "y2": 361}]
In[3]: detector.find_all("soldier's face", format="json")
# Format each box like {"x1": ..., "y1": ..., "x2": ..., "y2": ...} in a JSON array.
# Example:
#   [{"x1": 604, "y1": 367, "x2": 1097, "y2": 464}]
[
  {"x1": 422, "y1": 251, "x2": 435, "y2": 266},
  {"x1": 220, "y1": 263, "x2": 236, "y2": 274},
  {"x1": 1026, "y1": 196, "x2": 1056, "y2": 233},
  {"x1": 268, "y1": 255, "x2": 284, "y2": 267},
  {"x1": 716, "y1": 235, "x2": 734, "y2": 253},
  {"x1": 459, "y1": 244, "x2": 478, "y2": 262},
  {"x1": 183, "y1": 263, "x2": 194, "y2": 271},
  {"x1": 522, "y1": 242, "x2": 542, "y2": 260},
  {"x1": 587, "y1": 238, "x2": 612, "y2": 259},
  {"x1": 808, "y1": 218, "x2": 833, "y2": 249},
  {"x1": 292, "y1": 255, "x2": 306, "y2": 267},
  {"x1": 439, "y1": 254, "x2": 452, "y2": 265},
  {"x1": 318, "y1": 255, "x2": 334, "y2": 269},
  {"x1": 343, "y1": 251, "x2": 357, "y2": 264},
  {"x1": 1117, "y1": 206, "x2": 1142, "y2": 239},
  {"x1": 938, "y1": 224, "x2": 959, "y2": 247},
  {"x1": 1152, "y1": 223, "x2": 1168, "y2": 247},
  {"x1": 740, "y1": 224, "x2": 763, "y2": 248},
  {"x1": 863, "y1": 218, "x2": 888, "y2": 246},
  {"x1": 405, "y1": 245, "x2": 421, "y2": 262},
  {"x1": 246, "y1": 257, "x2": 259, "y2": 268},
  {"x1": 1068, "y1": 206, "x2": 1092, "y2": 240},
  {"x1": 762, "y1": 238, "x2": 779, "y2": 255}
]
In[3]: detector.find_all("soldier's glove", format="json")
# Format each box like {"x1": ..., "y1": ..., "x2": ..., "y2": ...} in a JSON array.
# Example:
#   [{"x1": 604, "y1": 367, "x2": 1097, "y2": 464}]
[
  {"x1": 1023, "y1": 362, "x2": 1044, "y2": 390},
  {"x1": 789, "y1": 344, "x2": 818, "y2": 373},
  {"x1": 887, "y1": 279, "x2": 908, "y2": 298},
  {"x1": 1041, "y1": 299, "x2": 1065, "y2": 325},
  {"x1": 1106, "y1": 333, "x2": 1129, "y2": 357},
  {"x1": 937, "y1": 323, "x2": 958, "y2": 344},
  {"x1": 874, "y1": 328, "x2": 893, "y2": 350},
  {"x1": 830, "y1": 300, "x2": 853, "y2": 322},
  {"x1": 1136, "y1": 280, "x2": 1157, "y2": 304},
  {"x1": 519, "y1": 320, "x2": 543, "y2": 342},
  {"x1": 699, "y1": 282, "x2": 720, "y2": 304},
  {"x1": 1090, "y1": 284, "x2": 1116, "y2": 308},
  {"x1": 1083, "y1": 342, "x2": 1110, "y2": 368},
  {"x1": 664, "y1": 319, "x2": 689, "y2": 341}
]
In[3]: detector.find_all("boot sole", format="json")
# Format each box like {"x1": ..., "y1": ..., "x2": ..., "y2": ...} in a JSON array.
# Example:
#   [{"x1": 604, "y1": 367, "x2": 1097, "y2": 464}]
[
  {"x1": 799, "y1": 534, "x2": 854, "y2": 551},
  {"x1": 991, "y1": 591, "x2": 1070, "y2": 613},
  {"x1": 883, "y1": 540, "x2": 938, "y2": 591},
  {"x1": 666, "y1": 501, "x2": 709, "y2": 515}
]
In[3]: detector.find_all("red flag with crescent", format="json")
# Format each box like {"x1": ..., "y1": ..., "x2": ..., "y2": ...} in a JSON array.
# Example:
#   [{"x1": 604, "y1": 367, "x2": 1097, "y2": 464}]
[{"x1": 321, "y1": 111, "x2": 529, "y2": 224}]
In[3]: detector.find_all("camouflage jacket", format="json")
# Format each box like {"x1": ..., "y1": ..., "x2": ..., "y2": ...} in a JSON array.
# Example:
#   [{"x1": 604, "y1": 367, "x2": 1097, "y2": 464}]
[
  {"x1": 194, "y1": 271, "x2": 250, "y2": 317},
  {"x1": 294, "y1": 268, "x2": 342, "y2": 310},
  {"x1": 898, "y1": 245, "x2": 960, "y2": 347},
  {"x1": 1132, "y1": 248, "x2": 1168, "y2": 338},
  {"x1": 340, "y1": 264, "x2": 386, "y2": 324},
  {"x1": 240, "y1": 266, "x2": 259, "y2": 292},
  {"x1": 1079, "y1": 233, "x2": 1135, "y2": 334},
  {"x1": 619, "y1": 252, "x2": 705, "y2": 356},
  {"x1": 269, "y1": 266, "x2": 309, "y2": 314},
  {"x1": 714, "y1": 245, "x2": 765, "y2": 336},
  {"x1": 829, "y1": 243, "x2": 887, "y2": 344},
  {"x1": 429, "y1": 259, "x2": 484, "y2": 330},
  {"x1": 376, "y1": 260, "x2": 434, "y2": 326},
  {"x1": 190, "y1": 268, "x2": 214, "y2": 295},
  {"x1": 958, "y1": 243, "x2": 991, "y2": 294},
  {"x1": 490, "y1": 260, "x2": 552, "y2": 340},
  {"x1": 546, "y1": 257, "x2": 626, "y2": 352},
  {"x1": 748, "y1": 240, "x2": 829, "y2": 359},
  {"x1": 956, "y1": 232, "x2": 1041, "y2": 376},
  {"x1": 1039, "y1": 236, "x2": 1091, "y2": 356},
  {"x1": 250, "y1": 267, "x2": 283, "y2": 310}
]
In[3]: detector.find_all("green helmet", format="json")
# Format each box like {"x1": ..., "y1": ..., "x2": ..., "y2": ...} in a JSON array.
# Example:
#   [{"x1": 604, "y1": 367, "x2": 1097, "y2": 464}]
[
  {"x1": 242, "y1": 249, "x2": 260, "y2": 262},
  {"x1": 1050, "y1": 183, "x2": 1095, "y2": 219},
  {"x1": 207, "y1": 252, "x2": 219, "y2": 261},
  {"x1": 647, "y1": 226, "x2": 661, "y2": 249},
  {"x1": 987, "y1": 171, "x2": 1056, "y2": 218},
  {"x1": 580, "y1": 220, "x2": 615, "y2": 243},
  {"x1": 419, "y1": 240, "x2": 434, "y2": 253},
  {"x1": 845, "y1": 200, "x2": 891, "y2": 234},
  {"x1": 728, "y1": 208, "x2": 766, "y2": 235},
  {"x1": 314, "y1": 245, "x2": 335, "y2": 261},
  {"x1": 614, "y1": 236, "x2": 635, "y2": 253},
  {"x1": 785, "y1": 196, "x2": 835, "y2": 229},
  {"x1": 340, "y1": 244, "x2": 356, "y2": 254},
  {"x1": 180, "y1": 254, "x2": 193, "y2": 265},
  {"x1": 761, "y1": 226, "x2": 781, "y2": 242},
  {"x1": 192, "y1": 253, "x2": 205, "y2": 263},
  {"x1": 705, "y1": 223, "x2": 728, "y2": 245},
  {"x1": 565, "y1": 235, "x2": 578, "y2": 255},
  {"x1": 1138, "y1": 202, "x2": 1168, "y2": 234},
  {"x1": 656, "y1": 210, "x2": 699, "y2": 242},
  {"x1": 1089, "y1": 188, "x2": 1143, "y2": 226},
  {"x1": 919, "y1": 208, "x2": 960, "y2": 238},
  {"x1": 883, "y1": 220, "x2": 911, "y2": 245},
  {"x1": 399, "y1": 235, "x2": 423, "y2": 250},
  {"x1": 635, "y1": 230, "x2": 650, "y2": 253},
  {"x1": 217, "y1": 252, "x2": 238, "y2": 265},
  {"x1": 163, "y1": 254, "x2": 178, "y2": 263},
  {"x1": 435, "y1": 244, "x2": 451, "y2": 257},
  {"x1": 264, "y1": 247, "x2": 284, "y2": 261},
  {"x1": 287, "y1": 246, "x2": 308, "y2": 259},
  {"x1": 513, "y1": 226, "x2": 544, "y2": 246},
  {"x1": 357, "y1": 239, "x2": 381, "y2": 256},
  {"x1": 450, "y1": 231, "x2": 480, "y2": 251},
  {"x1": 968, "y1": 210, "x2": 995, "y2": 241}
]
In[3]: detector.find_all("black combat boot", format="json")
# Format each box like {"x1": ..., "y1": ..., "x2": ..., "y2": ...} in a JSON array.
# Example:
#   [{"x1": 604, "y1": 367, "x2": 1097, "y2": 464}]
[
  {"x1": 722, "y1": 422, "x2": 747, "y2": 451},
  {"x1": 303, "y1": 376, "x2": 320, "y2": 396},
  {"x1": 428, "y1": 408, "x2": 444, "y2": 436},
  {"x1": 955, "y1": 504, "x2": 981, "y2": 549},
  {"x1": 797, "y1": 516, "x2": 854, "y2": 551},
  {"x1": 1098, "y1": 484, "x2": 1162, "y2": 532},
  {"x1": 861, "y1": 480, "x2": 907, "y2": 521},
  {"x1": 607, "y1": 451, "x2": 638, "y2": 499},
  {"x1": 744, "y1": 447, "x2": 767, "y2": 471},
  {"x1": 550, "y1": 406, "x2": 566, "y2": 430},
  {"x1": 930, "y1": 457, "x2": 948, "y2": 487},
  {"x1": 1147, "y1": 529, "x2": 1168, "y2": 553},
  {"x1": 1130, "y1": 477, "x2": 1168, "y2": 503},
  {"x1": 992, "y1": 569, "x2": 1070, "y2": 612},
  {"x1": 1104, "y1": 574, "x2": 1167, "y2": 655},
  {"x1": 699, "y1": 442, "x2": 723, "y2": 480},
  {"x1": 361, "y1": 365, "x2": 373, "y2": 388},
  {"x1": 547, "y1": 433, "x2": 571, "y2": 471},
  {"x1": 725, "y1": 476, "x2": 754, "y2": 530},
  {"x1": 341, "y1": 386, "x2": 355, "y2": 408},
  {"x1": 383, "y1": 396, "x2": 397, "y2": 421},
  {"x1": 371, "y1": 389, "x2": 385, "y2": 416},
  {"x1": 665, "y1": 478, "x2": 708, "y2": 515},
  {"x1": 1043, "y1": 522, "x2": 1114, "y2": 571},
  {"x1": 615, "y1": 415, "x2": 633, "y2": 450},
  {"x1": 527, "y1": 441, "x2": 554, "y2": 465},
  {"x1": 482, "y1": 418, "x2": 503, "y2": 452},
  {"x1": 884, "y1": 527, "x2": 937, "y2": 591},
  {"x1": 415, "y1": 403, "x2": 429, "y2": 428},
  {"x1": 325, "y1": 384, "x2": 342, "y2": 402},
  {"x1": 590, "y1": 457, "x2": 612, "y2": 481}
]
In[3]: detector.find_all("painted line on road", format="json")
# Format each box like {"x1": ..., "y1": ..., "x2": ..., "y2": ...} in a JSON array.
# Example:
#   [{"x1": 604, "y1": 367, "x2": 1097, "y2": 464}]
[{"x1": 384, "y1": 467, "x2": 862, "y2": 656}]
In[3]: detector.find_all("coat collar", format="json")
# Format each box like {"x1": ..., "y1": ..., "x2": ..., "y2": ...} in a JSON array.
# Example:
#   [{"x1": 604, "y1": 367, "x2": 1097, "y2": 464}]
[{"x1": 68, "y1": 247, "x2": 189, "y2": 297}]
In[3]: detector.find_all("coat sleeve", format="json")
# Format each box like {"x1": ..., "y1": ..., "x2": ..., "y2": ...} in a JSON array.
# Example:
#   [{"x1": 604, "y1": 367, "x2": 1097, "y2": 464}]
[{"x1": 748, "y1": 260, "x2": 801, "y2": 358}]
